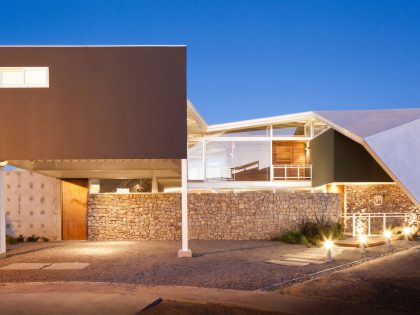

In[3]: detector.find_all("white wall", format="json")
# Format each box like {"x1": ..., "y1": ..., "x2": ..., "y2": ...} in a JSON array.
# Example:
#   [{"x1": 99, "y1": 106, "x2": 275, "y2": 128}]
[{"x1": 5, "y1": 171, "x2": 61, "y2": 240}]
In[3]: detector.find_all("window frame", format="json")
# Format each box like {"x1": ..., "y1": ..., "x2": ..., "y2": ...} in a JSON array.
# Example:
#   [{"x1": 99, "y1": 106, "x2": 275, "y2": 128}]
[{"x1": 0, "y1": 67, "x2": 49, "y2": 88}]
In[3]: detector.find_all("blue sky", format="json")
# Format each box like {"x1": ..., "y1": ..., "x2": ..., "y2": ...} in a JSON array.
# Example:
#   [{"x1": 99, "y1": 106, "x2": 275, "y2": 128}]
[{"x1": 1, "y1": 0, "x2": 420, "y2": 124}]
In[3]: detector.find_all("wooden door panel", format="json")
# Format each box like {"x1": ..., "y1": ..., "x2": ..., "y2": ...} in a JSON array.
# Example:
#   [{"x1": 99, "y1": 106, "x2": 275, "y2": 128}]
[{"x1": 62, "y1": 179, "x2": 88, "y2": 240}]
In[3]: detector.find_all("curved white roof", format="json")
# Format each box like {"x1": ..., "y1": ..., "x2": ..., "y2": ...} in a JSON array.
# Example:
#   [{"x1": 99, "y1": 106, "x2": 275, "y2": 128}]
[{"x1": 314, "y1": 109, "x2": 420, "y2": 207}]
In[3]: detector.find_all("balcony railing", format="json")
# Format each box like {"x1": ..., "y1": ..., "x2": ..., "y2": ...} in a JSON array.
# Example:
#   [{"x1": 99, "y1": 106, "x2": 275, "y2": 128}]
[
  {"x1": 343, "y1": 212, "x2": 413, "y2": 237},
  {"x1": 272, "y1": 164, "x2": 312, "y2": 181}
]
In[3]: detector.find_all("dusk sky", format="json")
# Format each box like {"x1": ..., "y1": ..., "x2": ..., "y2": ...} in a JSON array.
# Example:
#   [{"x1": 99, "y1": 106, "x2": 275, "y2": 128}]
[{"x1": 1, "y1": 0, "x2": 420, "y2": 124}]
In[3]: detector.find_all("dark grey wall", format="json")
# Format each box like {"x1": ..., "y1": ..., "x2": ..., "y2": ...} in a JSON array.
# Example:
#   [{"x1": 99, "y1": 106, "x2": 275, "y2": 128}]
[
  {"x1": 333, "y1": 131, "x2": 391, "y2": 183},
  {"x1": 310, "y1": 129, "x2": 392, "y2": 187},
  {"x1": 310, "y1": 129, "x2": 335, "y2": 187},
  {"x1": 0, "y1": 46, "x2": 186, "y2": 160}
]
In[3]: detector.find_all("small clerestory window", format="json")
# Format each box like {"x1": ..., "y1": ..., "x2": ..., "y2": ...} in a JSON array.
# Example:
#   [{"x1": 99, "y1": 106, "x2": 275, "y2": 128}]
[{"x1": 0, "y1": 67, "x2": 49, "y2": 88}]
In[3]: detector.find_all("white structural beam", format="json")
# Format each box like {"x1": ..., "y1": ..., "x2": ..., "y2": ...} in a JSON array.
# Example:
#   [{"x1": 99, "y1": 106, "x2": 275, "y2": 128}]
[
  {"x1": 178, "y1": 159, "x2": 192, "y2": 258},
  {"x1": 0, "y1": 166, "x2": 6, "y2": 258}
]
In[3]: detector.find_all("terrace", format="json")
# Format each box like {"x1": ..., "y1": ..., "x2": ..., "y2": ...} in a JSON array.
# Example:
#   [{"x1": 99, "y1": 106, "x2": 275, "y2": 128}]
[{"x1": 187, "y1": 118, "x2": 328, "y2": 189}]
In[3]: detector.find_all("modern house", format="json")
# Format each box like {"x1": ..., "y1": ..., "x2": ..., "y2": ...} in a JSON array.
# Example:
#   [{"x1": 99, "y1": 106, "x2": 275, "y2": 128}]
[{"x1": 0, "y1": 46, "x2": 419, "y2": 258}]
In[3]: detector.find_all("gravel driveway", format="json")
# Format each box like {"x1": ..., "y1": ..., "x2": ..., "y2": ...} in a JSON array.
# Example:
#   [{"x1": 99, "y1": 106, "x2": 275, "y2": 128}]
[{"x1": 0, "y1": 240, "x2": 415, "y2": 291}]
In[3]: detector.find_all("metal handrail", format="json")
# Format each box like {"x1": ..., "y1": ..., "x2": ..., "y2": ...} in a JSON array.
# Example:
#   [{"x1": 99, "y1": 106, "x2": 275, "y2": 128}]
[
  {"x1": 343, "y1": 212, "x2": 411, "y2": 237},
  {"x1": 272, "y1": 164, "x2": 312, "y2": 181}
]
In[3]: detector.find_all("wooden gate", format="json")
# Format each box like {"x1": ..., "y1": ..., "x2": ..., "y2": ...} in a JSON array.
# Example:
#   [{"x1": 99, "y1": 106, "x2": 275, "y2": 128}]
[{"x1": 61, "y1": 179, "x2": 88, "y2": 240}]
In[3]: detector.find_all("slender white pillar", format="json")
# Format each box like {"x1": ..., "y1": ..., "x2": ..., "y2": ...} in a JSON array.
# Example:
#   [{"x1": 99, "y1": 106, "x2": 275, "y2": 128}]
[
  {"x1": 151, "y1": 172, "x2": 158, "y2": 193},
  {"x1": 0, "y1": 166, "x2": 6, "y2": 258},
  {"x1": 178, "y1": 158, "x2": 192, "y2": 257}
]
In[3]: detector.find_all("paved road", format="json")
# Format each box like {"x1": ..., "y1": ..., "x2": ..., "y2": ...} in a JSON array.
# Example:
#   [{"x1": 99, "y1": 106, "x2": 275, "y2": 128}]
[
  {"x1": 0, "y1": 281, "x2": 400, "y2": 315},
  {"x1": 278, "y1": 246, "x2": 420, "y2": 314}
]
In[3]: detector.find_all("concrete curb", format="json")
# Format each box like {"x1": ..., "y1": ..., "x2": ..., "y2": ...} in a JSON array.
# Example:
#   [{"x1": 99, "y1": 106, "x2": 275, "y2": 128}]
[{"x1": 258, "y1": 242, "x2": 419, "y2": 292}]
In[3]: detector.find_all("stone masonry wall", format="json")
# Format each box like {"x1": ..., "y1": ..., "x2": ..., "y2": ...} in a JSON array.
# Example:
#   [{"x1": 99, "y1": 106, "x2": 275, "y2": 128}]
[
  {"x1": 344, "y1": 184, "x2": 419, "y2": 233},
  {"x1": 88, "y1": 192, "x2": 341, "y2": 241},
  {"x1": 345, "y1": 184, "x2": 418, "y2": 214}
]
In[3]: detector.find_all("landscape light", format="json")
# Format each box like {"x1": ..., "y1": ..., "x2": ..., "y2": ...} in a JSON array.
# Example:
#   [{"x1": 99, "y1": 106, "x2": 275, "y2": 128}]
[
  {"x1": 324, "y1": 240, "x2": 333, "y2": 262},
  {"x1": 384, "y1": 230, "x2": 392, "y2": 246},
  {"x1": 359, "y1": 234, "x2": 367, "y2": 254},
  {"x1": 403, "y1": 227, "x2": 411, "y2": 241}
]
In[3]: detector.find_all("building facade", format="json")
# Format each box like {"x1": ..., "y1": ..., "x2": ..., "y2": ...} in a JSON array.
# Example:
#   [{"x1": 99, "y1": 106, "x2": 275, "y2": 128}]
[{"x1": 0, "y1": 46, "x2": 419, "y2": 257}]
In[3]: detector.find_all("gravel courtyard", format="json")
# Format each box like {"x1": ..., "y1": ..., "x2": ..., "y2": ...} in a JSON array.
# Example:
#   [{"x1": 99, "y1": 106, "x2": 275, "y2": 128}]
[{"x1": 0, "y1": 240, "x2": 415, "y2": 290}]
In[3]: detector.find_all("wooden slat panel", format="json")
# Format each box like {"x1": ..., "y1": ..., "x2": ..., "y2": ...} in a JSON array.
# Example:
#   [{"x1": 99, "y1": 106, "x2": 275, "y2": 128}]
[
  {"x1": 62, "y1": 179, "x2": 88, "y2": 240},
  {"x1": 273, "y1": 141, "x2": 306, "y2": 165}
]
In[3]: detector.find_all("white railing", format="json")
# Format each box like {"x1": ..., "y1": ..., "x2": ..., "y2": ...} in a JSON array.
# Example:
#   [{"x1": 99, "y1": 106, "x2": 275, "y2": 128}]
[
  {"x1": 344, "y1": 212, "x2": 411, "y2": 237},
  {"x1": 272, "y1": 164, "x2": 312, "y2": 181}
]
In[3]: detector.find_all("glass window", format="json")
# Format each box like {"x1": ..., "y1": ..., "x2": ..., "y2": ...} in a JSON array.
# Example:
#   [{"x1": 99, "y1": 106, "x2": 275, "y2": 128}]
[
  {"x1": 90, "y1": 179, "x2": 152, "y2": 194},
  {"x1": 313, "y1": 120, "x2": 329, "y2": 137},
  {"x1": 0, "y1": 67, "x2": 49, "y2": 88},
  {"x1": 209, "y1": 127, "x2": 269, "y2": 138},
  {"x1": 272, "y1": 123, "x2": 305, "y2": 137},
  {"x1": 234, "y1": 141, "x2": 270, "y2": 181},
  {"x1": 204, "y1": 141, "x2": 270, "y2": 181},
  {"x1": 2, "y1": 70, "x2": 24, "y2": 86},
  {"x1": 24, "y1": 69, "x2": 48, "y2": 86},
  {"x1": 188, "y1": 140, "x2": 204, "y2": 180},
  {"x1": 205, "y1": 141, "x2": 235, "y2": 180}
]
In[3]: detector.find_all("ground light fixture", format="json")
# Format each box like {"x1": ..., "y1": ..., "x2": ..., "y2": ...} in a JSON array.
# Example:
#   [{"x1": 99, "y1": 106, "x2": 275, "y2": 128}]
[
  {"x1": 359, "y1": 234, "x2": 367, "y2": 254},
  {"x1": 324, "y1": 240, "x2": 333, "y2": 263},
  {"x1": 0, "y1": 160, "x2": 8, "y2": 167},
  {"x1": 384, "y1": 230, "x2": 392, "y2": 247},
  {"x1": 403, "y1": 227, "x2": 411, "y2": 241}
]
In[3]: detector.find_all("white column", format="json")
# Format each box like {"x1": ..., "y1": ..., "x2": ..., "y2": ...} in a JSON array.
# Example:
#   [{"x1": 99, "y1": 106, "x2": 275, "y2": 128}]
[
  {"x1": 151, "y1": 172, "x2": 158, "y2": 193},
  {"x1": 0, "y1": 166, "x2": 6, "y2": 258},
  {"x1": 178, "y1": 158, "x2": 192, "y2": 257}
]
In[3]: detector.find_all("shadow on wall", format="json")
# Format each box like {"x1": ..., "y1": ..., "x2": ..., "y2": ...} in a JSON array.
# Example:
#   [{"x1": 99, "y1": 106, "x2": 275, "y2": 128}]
[{"x1": 5, "y1": 171, "x2": 61, "y2": 240}]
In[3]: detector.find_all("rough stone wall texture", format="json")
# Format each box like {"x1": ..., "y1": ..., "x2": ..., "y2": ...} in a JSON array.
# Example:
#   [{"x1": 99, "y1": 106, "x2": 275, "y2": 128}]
[
  {"x1": 5, "y1": 171, "x2": 61, "y2": 240},
  {"x1": 88, "y1": 192, "x2": 342, "y2": 241},
  {"x1": 88, "y1": 194, "x2": 181, "y2": 241},
  {"x1": 345, "y1": 184, "x2": 418, "y2": 214},
  {"x1": 344, "y1": 184, "x2": 419, "y2": 233}
]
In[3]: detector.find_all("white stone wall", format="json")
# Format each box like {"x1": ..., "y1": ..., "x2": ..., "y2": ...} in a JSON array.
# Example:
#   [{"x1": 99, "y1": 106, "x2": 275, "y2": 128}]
[
  {"x1": 88, "y1": 192, "x2": 342, "y2": 241},
  {"x1": 5, "y1": 171, "x2": 61, "y2": 240}
]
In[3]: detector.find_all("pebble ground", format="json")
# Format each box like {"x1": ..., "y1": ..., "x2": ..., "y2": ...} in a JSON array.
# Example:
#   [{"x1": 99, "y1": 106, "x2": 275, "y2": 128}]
[{"x1": 0, "y1": 239, "x2": 414, "y2": 290}]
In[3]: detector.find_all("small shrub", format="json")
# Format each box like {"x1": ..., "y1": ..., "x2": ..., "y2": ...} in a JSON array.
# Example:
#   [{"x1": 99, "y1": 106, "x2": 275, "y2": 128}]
[
  {"x1": 273, "y1": 220, "x2": 344, "y2": 246},
  {"x1": 16, "y1": 234, "x2": 25, "y2": 243},
  {"x1": 299, "y1": 234, "x2": 310, "y2": 246},
  {"x1": 6, "y1": 235, "x2": 18, "y2": 245},
  {"x1": 280, "y1": 231, "x2": 303, "y2": 244},
  {"x1": 41, "y1": 236, "x2": 49, "y2": 242},
  {"x1": 26, "y1": 234, "x2": 40, "y2": 242}
]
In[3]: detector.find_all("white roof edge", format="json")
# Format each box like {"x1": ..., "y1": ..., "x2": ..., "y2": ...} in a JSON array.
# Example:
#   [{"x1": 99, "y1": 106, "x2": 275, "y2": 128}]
[
  {"x1": 187, "y1": 100, "x2": 208, "y2": 131},
  {"x1": 312, "y1": 112, "x2": 364, "y2": 144},
  {"x1": 206, "y1": 111, "x2": 315, "y2": 132}
]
